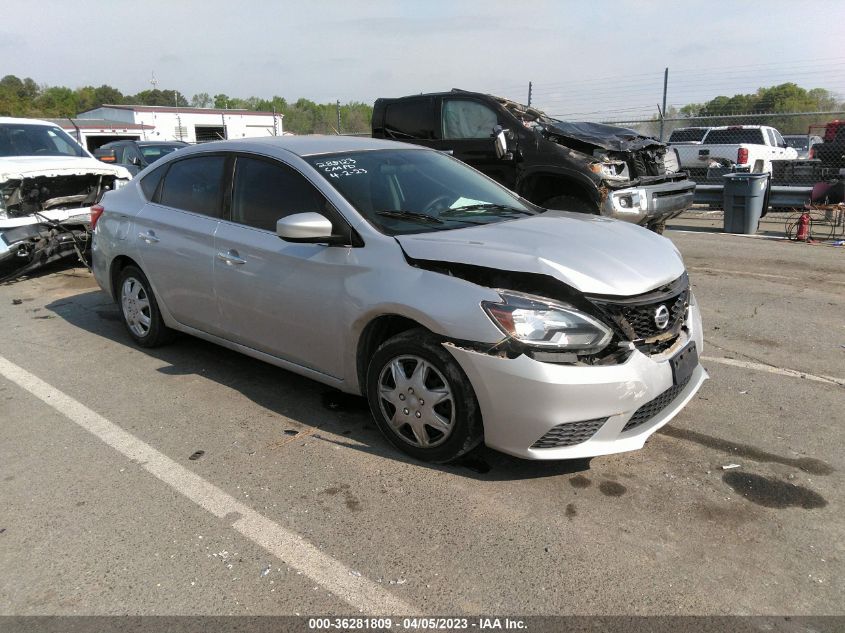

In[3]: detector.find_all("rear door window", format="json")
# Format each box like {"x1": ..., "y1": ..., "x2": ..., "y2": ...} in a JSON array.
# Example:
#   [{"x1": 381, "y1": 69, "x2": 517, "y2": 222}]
[
  {"x1": 230, "y1": 156, "x2": 335, "y2": 232},
  {"x1": 158, "y1": 155, "x2": 226, "y2": 217},
  {"x1": 383, "y1": 99, "x2": 437, "y2": 139}
]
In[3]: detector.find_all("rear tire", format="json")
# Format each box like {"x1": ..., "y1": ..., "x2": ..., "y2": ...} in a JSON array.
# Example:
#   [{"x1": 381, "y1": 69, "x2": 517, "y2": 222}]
[
  {"x1": 543, "y1": 194, "x2": 597, "y2": 214},
  {"x1": 366, "y1": 329, "x2": 483, "y2": 463},
  {"x1": 117, "y1": 265, "x2": 175, "y2": 348}
]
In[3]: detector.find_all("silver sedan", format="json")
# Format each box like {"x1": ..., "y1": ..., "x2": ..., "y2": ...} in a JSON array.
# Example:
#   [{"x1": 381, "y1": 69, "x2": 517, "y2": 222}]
[{"x1": 92, "y1": 136, "x2": 707, "y2": 463}]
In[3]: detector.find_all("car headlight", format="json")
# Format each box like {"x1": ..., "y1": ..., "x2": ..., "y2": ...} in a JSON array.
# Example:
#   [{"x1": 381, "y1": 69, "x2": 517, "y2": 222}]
[
  {"x1": 482, "y1": 290, "x2": 613, "y2": 353},
  {"x1": 113, "y1": 178, "x2": 131, "y2": 190},
  {"x1": 589, "y1": 160, "x2": 628, "y2": 180}
]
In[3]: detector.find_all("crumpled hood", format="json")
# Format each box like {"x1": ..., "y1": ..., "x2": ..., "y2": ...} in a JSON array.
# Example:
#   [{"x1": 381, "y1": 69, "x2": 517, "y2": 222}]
[
  {"x1": 395, "y1": 213, "x2": 685, "y2": 296},
  {"x1": 544, "y1": 120, "x2": 664, "y2": 153},
  {"x1": 0, "y1": 156, "x2": 131, "y2": 181}
]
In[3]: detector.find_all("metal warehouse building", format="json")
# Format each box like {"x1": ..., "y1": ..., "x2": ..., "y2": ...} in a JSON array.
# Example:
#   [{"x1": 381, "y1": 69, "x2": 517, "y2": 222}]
[{"x1": 76, "y1": 105, "x2": 284, "y2": 145}]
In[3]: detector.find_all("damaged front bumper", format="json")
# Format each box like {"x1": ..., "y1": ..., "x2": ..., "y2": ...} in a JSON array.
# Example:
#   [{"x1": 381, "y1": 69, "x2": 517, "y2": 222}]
[
  {"x1": 601, "y1": 178, "x2": 696, "y2": 225},
  {"x1": 0, "y1": 206, "x2": 92, "y2": 278},
  {"x1": 444, "y1": 302, "x2": 707, "y2": 460}
]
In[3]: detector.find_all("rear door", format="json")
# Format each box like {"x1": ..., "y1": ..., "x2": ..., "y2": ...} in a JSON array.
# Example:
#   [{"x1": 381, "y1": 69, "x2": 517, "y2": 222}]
[
  {"x1": 134, "y1": 154, "x2": 226, "y2": 334},
  {"x1": 212, "y1": 154, "x2": 353, "y2": 378},
  {"x1": 431, "y1": 97, "x2": 517, "y2": 190}
]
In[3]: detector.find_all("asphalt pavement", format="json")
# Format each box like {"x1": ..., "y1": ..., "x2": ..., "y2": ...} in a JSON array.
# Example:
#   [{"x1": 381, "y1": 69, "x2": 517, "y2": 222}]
[{"x1": 0, "y1": 224, "x2": 842, "y2": 616}]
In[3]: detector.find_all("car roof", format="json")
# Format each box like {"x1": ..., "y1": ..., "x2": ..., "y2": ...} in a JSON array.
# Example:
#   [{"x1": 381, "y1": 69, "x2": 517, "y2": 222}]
[
  {"x1": 103, "y1": 140, "x2": 187, "y2": 146},
  {"x1": 0, "y1": 117, "x2": 62, "y2": 127},
  {"x1": 167, "y1": 135, "x2": 419, "y2": 158}
]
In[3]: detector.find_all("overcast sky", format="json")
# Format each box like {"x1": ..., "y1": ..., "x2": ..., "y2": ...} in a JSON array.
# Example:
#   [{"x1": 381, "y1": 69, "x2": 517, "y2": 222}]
[{"x1": 2, "y1": 0, "x2": 844, "y2": 121}]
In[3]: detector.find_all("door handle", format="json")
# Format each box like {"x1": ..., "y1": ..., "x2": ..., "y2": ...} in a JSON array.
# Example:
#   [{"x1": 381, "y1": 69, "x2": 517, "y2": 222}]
[
  {"x1": 138, "y1": 231, "x2": 159, "y2": 243},
  {"x1": 216, "y1": 250, "x2": 246, "y2": 265}
]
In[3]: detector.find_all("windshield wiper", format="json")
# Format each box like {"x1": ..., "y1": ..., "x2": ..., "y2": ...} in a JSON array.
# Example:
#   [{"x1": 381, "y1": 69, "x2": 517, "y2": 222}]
[
  {"x1": 375, "y1": 210, "x2": 443, "y2": 224},
  {"x1": 442, "y1": 203, "x2": 534, "y2": 216}
]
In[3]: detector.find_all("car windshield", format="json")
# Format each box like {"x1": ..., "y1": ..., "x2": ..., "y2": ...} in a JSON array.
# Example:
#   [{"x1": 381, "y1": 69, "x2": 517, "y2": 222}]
[
  {"x1": 0, "y1": 123, "x2": 86, "y2": 158},
  {"x1": 140, "y1": 144, "x2": 185, "y2": 164},
  {"x1": 305, "y1": 149, "x2": 540, "y2": 235}
]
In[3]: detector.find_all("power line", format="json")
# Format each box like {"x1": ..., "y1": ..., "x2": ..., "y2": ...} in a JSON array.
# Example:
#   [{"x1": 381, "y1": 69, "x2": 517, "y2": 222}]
[{"x1": 512, "y1": 59, "x2": 845, "y2": 101}]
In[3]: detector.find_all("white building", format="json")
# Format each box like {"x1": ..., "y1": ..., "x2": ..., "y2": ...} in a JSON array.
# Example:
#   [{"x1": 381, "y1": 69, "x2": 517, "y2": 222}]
[
  {"x1": 48, "y1": 118, "x2": 155, "y2": 152},
  {"x1": 76, "y1": 105, "x2": 284, "y2": 144}
]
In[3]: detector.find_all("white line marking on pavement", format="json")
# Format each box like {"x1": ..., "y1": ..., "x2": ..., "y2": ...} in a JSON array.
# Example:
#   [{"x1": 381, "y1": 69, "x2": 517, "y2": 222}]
[
  {"x1": 0, "y1": 354, "x2": 417, "y2": 615},
  {"x1": 689, "y1": 267, "x2": 799, "y2": 281},
  {"x1": 701, "y1": 355, "x2": 844, "y2": 387},
  {"x1": 668, "y1": 230, "x2": 788, "y2": 240}
]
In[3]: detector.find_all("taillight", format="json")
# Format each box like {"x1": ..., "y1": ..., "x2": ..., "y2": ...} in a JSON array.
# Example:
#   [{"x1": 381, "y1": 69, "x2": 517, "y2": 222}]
[
  {"x1": 737, "y1": 147, "x2": 749, "y2": 164},
  {"x1": 809, "y1": 146, "x2": 815, "y2": 159},
  {"x1": 90, "y1": 204, "x2": 105, "y2": 229}
]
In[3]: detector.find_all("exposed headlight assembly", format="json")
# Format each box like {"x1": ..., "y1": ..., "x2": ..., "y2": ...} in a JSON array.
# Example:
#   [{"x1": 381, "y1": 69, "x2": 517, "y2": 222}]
[
  {"x1": 113, "y1": 178, "x2": 131, "y2": 190},
  {"x1": 589, "y1": 160, "x2": 628, "y2": 180},
  {"x1": 482, "y1": 291, "x2": 612, "y2": 353}
]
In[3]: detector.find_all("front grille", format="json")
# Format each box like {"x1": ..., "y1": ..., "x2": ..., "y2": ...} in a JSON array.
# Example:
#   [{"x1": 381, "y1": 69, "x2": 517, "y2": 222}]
[
  {"x1": 588, "y1": 274, "x2": 690, "y2": 347},
  {"x1": 531, "y1": 418, "x2": 608, "y2": 449},
  {"x1": 617, "y1": 290, "x2": 689, "y2": 340},
  {"x1": 622, "y1": 376, "x2": 691, "y2": 433}
]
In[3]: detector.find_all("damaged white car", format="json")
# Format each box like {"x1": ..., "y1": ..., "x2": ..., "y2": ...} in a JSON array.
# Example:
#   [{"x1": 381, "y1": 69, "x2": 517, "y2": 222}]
[
  {"x1": 93, "y1": 136, "x2": 707, "y2": 463},
  {"x1": 0, "y1": 117, "x2": 132, "y2": 280}
]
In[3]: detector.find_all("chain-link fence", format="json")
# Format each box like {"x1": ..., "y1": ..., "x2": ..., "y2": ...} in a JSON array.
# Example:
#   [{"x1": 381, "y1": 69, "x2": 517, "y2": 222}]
[{"x1": 602, "y1": 111, "x2": 845, "y2": 194}]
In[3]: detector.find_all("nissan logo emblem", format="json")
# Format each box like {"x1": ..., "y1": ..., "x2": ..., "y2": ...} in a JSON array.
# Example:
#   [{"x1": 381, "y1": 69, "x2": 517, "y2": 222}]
[{"x1": 654, "y1": 305, "x2": 670, "y2": 330}]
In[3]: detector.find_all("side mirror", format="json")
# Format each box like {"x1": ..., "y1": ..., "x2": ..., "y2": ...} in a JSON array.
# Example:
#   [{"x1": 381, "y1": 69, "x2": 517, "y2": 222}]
[
  {"x1": 276, "y1": 212, "x2": 339, "y2": 244},
  {"x1": 492, "y1": 125, "x2": 508, "y2": 159}
]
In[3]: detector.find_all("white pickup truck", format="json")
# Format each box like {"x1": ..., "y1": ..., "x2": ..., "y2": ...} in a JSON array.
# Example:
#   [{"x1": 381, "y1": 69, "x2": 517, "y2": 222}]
[
  {"x1": 1, "y1": 117, "x2": 133, "y2": 280},
  {"x1": 672, "y1": 125, "x2": 797, "y2": 180}
]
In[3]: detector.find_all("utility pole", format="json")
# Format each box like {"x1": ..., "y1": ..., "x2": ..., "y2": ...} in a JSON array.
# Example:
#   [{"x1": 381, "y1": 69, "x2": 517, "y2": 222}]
[
  {"x1": 174, "y1": 91, "x2": 183, "y2": 142},
  {"x1": 336, "y1": 100, "x2": 341, "y2": 135},
  {"x1": 659, "y1": 67, "x2": 668, "y2": 142},
  {"x1": 528, "y1": 81, "x2": 532, "y2": 108}
]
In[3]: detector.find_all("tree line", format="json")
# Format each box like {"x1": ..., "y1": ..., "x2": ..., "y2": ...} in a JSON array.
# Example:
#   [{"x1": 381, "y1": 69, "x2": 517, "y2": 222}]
[
  {"x1": 2, "y1": 75, "x2": 842, "y2": 137},
  {"x1": 0, "y1": 75, "x2": 372, "y2": 135}
]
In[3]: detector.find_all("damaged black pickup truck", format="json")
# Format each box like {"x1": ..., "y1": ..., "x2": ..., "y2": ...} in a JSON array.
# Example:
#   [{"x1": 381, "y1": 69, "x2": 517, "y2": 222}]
[
  {"x1": 372, "y1": 90, "x2": 695, "y2": 232},
  {"x1": 1, "y1": 118, "x2": 132, "y2": 280}
]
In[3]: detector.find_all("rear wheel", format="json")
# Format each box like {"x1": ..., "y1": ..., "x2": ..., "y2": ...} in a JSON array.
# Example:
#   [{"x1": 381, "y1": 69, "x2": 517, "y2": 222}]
[
  {"x1": 117, "y1": 265, "x2": 174, "y2": 348},
  {"x1": 542, "y1": 194, "x2": 597, "y2": 214},
  {"x1": 366, "y1": 329, "x2": 483, "y2": 463}
]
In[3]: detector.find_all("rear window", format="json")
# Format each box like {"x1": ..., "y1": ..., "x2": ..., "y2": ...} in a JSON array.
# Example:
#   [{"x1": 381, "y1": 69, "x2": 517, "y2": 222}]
[
  {"x1": 140, "y1": 164, "x2": 167, "y2": 200},
  {"x1": 383, "y1": 98, "x2": 437, "y2": 140},
  {"x1": 704, "y1": 128, "x2": 765, "y2": 145},
  {"x1": 784, "y1": 136, "x2": 809, "y2": 151},
  {"x1": 140, "y1": 144, "x2": 185, "y2": 164},
  {"x1": 669, "y1": 128, "x2": 708, "y2": 143}
]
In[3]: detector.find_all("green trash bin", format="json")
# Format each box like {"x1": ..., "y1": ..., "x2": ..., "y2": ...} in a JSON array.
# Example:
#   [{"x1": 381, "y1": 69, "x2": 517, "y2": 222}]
[{"x1": 722, "y1": 172, "x2": 770, "y2": 234}]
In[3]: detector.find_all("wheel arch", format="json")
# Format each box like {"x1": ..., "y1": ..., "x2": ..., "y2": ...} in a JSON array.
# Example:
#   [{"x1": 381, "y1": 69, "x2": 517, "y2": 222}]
[
  {"x1": 355, "y1": 314, "x2": 435, "y2": 396},
  {"x1": 518, "y1": 169, "x2": 600, "y2": 208},
  {"x1": 109, "y1": 255, "x2": 142, "y2": 300}
]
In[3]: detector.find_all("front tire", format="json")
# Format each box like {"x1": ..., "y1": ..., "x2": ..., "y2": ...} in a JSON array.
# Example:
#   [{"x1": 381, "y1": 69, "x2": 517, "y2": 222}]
[
  {"x1": 366, "y1": 329, "x2": 483, "y2": 463},
  {"x1": 117, "y1": 265, "x2": 174, "y2": 348}
]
